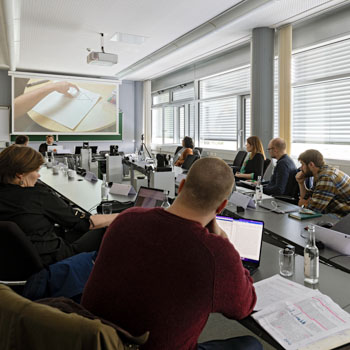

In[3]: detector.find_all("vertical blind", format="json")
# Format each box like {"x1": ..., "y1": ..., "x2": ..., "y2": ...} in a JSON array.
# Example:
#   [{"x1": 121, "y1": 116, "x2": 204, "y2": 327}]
[{"x1": 292, "y1": 39, "x2": 350, "y2": 144}]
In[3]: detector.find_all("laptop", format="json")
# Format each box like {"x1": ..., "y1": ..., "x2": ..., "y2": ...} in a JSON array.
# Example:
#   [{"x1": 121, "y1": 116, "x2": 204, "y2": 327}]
[
  {"x1": 216, "y1": 215, "x2": 264, "y2": 275},
  {"x1": 47, "y1": 145, "x2": 65, "y2": 154},
  {"x1": 258, "y1": 198, "x2": 300, "y2": 213},
  {"x1": 134, "y1": 186, "x2": 166, "y2": 208},
  {"x1": 314, "y1": 225, "x2": 350, "y2": 255},
  {"x1": 332, "y1": 213, "x2": 350, "y2": 235},
  {"x1": 97, "y1": 186, "x2": 166, "y2": 213}
]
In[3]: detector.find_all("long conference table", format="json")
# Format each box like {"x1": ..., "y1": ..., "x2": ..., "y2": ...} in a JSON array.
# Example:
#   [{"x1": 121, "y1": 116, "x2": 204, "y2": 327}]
[{"x1": 38, "y1": 165, "x2": 350, "y2": 349}]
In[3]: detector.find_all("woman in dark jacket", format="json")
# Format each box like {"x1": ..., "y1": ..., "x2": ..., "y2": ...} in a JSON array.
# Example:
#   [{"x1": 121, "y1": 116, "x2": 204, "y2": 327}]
[
  {"x1": 0, "y1": 145, "x2": 118, "y2": 265},
  {"x1": 235, "y1": 136, "x2": 265, "y2": 181}
]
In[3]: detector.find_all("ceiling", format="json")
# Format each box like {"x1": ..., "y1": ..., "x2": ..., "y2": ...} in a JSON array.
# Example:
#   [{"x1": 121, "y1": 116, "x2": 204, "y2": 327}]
[{"x1": 0, "y1": 0, "x2": 349, "y2": 81}]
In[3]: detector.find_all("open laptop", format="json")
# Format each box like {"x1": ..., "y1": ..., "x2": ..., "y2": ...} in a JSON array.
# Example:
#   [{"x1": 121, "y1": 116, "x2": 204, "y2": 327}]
[
  {"x1": 47, "y1": 145, "x2": 65, "y2": 154},
  {"x1": 258, "y1": 198, "x2": 300, "y2": 213},
  {"x1": 216, "y1": 216, "x2": 264, "y2": 275},
  {"x1": 332, "y1": 213, "x2": 350, "y2": 235},
  {"x1": 314, "y1": 225, "x2": 350, "y2": 255},
  {"x1": 134, "y1": 186, "x2": 165, "y2": 208}
]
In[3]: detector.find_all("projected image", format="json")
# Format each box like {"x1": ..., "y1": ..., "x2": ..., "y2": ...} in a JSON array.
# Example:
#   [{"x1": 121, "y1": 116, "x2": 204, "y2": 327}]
[{"x1": 13, "y1": 76, "x2": 119, "y2": 134}]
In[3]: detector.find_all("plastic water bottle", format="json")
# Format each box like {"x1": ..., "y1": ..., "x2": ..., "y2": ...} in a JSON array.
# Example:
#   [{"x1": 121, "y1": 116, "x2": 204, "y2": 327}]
[
  {"x1": 255, "y1": 176, "x2": 263, "y2": 203},
  {"x1": 161, "y1": 190, "x2": 170, "y2": 209},
  {"x1": 304, "y1": 224, "x2": 319, "y2": 284},
  {"x1": 101, "y1": 173, "x2": 109, "y2": 201}
]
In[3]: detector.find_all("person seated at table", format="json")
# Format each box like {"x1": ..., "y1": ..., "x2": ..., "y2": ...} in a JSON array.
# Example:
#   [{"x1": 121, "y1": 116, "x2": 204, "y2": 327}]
[
  {"x1": 82, "y1": 157, "x2": 261, "y2": 350},
  {"x1": 15, "y1": 135, "x2": 29, "y2": 146},
  {"x1": 0, "y1": 145, "x2": 118, "y2": 266},
  {"x1": 235, "y1": 136, "x2": 265, "y2": 181},
  {"x1": 174, "y1": 136, "x2": 194, "y2": 167},
  {"x1": 296, "y1": 149, "x2": 350, "y2": 217},
  {"x1": 39, "y1": 135, "x2": 57, "y2": 154},
  {"x1": 263, "y1": 138, "x2": 296, "y2": 195}
]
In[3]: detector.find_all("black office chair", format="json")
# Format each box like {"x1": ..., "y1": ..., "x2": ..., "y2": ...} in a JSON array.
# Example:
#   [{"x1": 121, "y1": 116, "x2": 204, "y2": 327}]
[
  {"x1": 182, "y1": 154, "x2": 200, "y2": 171},
  {"x1": 174, "y1": 146, "x2": 182, "y2": 156},
  {"x1": 231, "y1": 150, "x2": 247, "y2": 174},
  {"x1": 194, "y1": 147, "x2": 203, "y2": 156},
  {"x1": 0, "y1": 221, "x2": 43, "y2": 284}
]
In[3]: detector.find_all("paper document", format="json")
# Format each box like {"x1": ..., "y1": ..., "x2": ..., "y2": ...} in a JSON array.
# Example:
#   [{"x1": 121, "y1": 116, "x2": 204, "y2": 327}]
[
  {"x1": 32, "y1": 88, "x2": 100, "y2": 129},
  {"x1": 253, "y1": 275, "x2": 316, "y2": 311},
  {"x1": 253, "y1": 275, "x2": 350, "y2": 350}
]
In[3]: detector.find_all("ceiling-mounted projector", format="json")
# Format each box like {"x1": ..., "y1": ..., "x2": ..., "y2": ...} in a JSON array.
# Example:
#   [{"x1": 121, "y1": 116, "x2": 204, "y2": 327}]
[
  {"x1": 87, "y1": 33, "x2": 118, "y2": 66},
  {"x1": 87, "y1": 51, "x2": 118, "y2": 66}
]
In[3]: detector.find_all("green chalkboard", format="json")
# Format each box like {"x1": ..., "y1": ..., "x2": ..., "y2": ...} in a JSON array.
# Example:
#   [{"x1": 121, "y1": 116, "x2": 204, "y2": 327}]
[{"x1": 11, "y1": 113, "x2": 123, "y2": 142}]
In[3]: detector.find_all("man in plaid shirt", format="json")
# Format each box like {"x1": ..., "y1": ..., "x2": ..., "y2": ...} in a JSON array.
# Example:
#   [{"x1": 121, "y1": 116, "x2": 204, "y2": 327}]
[{"x1": 296, "y1": 149, "x2": 350, "y2": 217}]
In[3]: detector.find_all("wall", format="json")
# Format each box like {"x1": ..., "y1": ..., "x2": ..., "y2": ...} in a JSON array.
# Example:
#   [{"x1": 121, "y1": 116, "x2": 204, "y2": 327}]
[{"x1": 0, "y1": 72, "x2": 143, "y2": 153}]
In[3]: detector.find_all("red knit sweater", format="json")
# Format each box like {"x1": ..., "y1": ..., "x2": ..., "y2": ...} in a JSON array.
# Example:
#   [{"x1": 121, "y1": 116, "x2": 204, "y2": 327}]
[{"x1": 82, "y1": 208, "x2": 256, "y2": 350}]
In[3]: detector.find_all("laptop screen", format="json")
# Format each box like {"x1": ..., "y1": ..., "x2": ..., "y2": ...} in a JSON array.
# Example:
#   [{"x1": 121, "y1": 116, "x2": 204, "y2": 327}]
[
  {"x1": 134, "y1": 187, "x2": 165, "y2": 208},
  {"x1": 216, "y1": 216, "x2": 264, "y2": 264}
]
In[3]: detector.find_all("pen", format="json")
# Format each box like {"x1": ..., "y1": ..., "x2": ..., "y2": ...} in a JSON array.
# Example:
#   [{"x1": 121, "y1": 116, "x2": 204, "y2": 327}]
[{"x1": 26, "y1": 80, "x2": 50, "y2": 88}]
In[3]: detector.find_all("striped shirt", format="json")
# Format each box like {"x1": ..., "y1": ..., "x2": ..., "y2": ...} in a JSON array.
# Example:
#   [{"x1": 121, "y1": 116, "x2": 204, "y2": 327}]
[{"x1": 306, "y1": 165, "x2": 350, "y2": 217}]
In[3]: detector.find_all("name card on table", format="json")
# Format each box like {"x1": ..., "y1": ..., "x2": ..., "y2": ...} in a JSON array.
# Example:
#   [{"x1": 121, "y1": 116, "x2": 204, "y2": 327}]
[
  {"x1": 84, "y1": 171, "x2": 98, "y2": 182},
  {"x1": 229, "y1": 192, "x2": 256, "y2": 209},
  {"x1": 110, "y1": 183, "x2": 136, "y2": 196}
]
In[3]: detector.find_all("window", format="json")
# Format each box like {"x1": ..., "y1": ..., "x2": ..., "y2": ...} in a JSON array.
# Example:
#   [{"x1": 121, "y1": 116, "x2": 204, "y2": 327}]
[
  {"x1": 151, "y1": 108, "x2": 162, "y2": 144},
  {"x1": 164, "y1": 107, "x2": 174, "y2": 143},
  {"x1": 152, "y1": 92, "x2": 169, "y2": 105},
  {"x1": 173, "y1": 86, "x2": 195, "y2": 101},
  {"x1": 292, "y1": 38, "x2": 350, "y2": 160},
  {"x1": 199, "y1": 97, "x2": 238, "y2": 149},
  {"x1": 178, "y1": 106, "x2": 185, "y2": 140}
]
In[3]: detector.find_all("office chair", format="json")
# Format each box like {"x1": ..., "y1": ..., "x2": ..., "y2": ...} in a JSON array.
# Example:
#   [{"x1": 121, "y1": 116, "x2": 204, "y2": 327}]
[
  {"x1": 174, "y1": 146, "x2": 182, "y2": 156},
  {"x1": 263, "y1": 158, "x2": 271, "y2": 178},
  {"x1": 231, "y1": 150, "x2": 247, "y2": 174},
  {"x1": 0, "y1": 221, "x2": 44, "y2": 284},
  {"x1": 194, "y1": 147, "x2": 203, "y2": 155},
  {"x1": 181, "y1": 154, "x2": 199, "y2": 170}
]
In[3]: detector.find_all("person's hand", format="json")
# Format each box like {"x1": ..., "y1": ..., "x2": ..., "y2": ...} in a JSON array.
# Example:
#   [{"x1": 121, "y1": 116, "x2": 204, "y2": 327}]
[
  {"x1": 295, "y1": 171, "x2": 306, "y2": 184},
  {"x1": 298, "y1": 198, "x2": 309, "y2": 207},
  {"x1": 235, "y1": 172, "x2": 242, "y2": 178},
  {"x1": 206, "y1": 218, "x2": 228, "y2": 239},
  {"x1": 51, "y1": 81, "x2": 80, "y2": 98}
]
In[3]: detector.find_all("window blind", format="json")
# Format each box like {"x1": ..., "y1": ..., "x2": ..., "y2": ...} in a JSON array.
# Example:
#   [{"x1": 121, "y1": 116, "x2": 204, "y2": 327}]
[
  {"x1": 151, "y1": 108, "x2": 163, "y2": 144},
  {"x1": 152, "y1": 92, "x2": 170, "y2": 105},
  {"x1": 164, "y1": 106, "x2": 174, "y2": 143},
  {"x1": 179, "y1": 106, "x2": 185, "y2": 139},
  {"x1": 200, "y1": 97, "x2": 237, "y2": 141},
  {"x1": 293, "y1": 39, "x2": 350, "y2": 83},
  {"x1": 292, "y1": 78, "x2": 350, "y2": 144},
  {"x1": 173, "y1": 86, "x2": 195, "y2": 101},
  {"x1": 199, "y1": 67, "x2": 250, "y2": 99}
]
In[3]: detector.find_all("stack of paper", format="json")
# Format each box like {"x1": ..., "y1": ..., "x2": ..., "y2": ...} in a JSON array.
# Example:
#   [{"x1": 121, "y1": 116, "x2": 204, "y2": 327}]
[{"x1": 253, "y1": 275, "x2": 350, "y2": 350}]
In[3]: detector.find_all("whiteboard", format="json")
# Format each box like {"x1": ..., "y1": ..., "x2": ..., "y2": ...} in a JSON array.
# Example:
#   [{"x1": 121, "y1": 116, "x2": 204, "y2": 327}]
[{"x1": 0, "y1": 106, "x2": 10, "y2": 141}]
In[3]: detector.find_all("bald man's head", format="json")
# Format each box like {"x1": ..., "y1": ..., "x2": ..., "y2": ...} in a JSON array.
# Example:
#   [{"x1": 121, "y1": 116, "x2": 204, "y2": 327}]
[
  {"x1": 179, "y1": 157, "x2": 234, "y2": 213},
  {"x1": 268, "y1": 138, "x2": 287, "y2": 160}
]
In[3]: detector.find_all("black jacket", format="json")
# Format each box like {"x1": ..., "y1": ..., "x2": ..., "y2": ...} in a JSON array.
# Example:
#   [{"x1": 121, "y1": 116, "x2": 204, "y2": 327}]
[
  {"x1": 241, "y1": 152, "x2": 264, "y2": 180},
  {"x1": 0, "y1": 183, "x2": 90, "y2": 265}
]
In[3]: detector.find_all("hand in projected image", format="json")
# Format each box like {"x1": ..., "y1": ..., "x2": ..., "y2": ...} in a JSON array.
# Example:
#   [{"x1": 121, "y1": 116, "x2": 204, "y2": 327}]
[{"x1": 14, "y1": 81, "x2": 80, "y2": 118}]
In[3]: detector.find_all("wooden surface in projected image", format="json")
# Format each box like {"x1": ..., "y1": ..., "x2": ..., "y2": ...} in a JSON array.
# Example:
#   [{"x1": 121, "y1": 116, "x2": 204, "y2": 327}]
[{"x1": 25, "y1": 80, "x2": 118, "y2": 133}]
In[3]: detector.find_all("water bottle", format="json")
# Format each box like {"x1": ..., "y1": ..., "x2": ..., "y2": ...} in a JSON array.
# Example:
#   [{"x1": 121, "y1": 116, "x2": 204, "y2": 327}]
[
  {"x1": 255, "y1": 176, "x2": 263, "y2": 203},
  {"x1": 101, "y1": 173, "x2": 109, "y2": 201},
  {"x1": 161, "y1": 190, "x2": 170, "y2": 209},
  {"x1": 304, "y1": 224, "x2": 319, "y2": 284},
  {"x1": 44, "y1": 152, "x2": 49, "y2": 165}
]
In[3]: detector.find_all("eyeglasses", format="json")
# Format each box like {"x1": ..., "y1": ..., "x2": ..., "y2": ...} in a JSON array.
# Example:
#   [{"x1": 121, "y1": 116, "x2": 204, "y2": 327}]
[{"x1": 267, "y1": 148, "x2": 274, "y2": 151}]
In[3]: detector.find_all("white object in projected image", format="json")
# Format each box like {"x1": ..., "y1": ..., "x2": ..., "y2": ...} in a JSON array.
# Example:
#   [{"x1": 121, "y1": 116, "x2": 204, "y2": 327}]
[
  {"x1": 216, "y1": 216, "x2": 263, "y2": 274},
  {"x1": 31, "y1": 87, "x2": 101, "y2": 129}
]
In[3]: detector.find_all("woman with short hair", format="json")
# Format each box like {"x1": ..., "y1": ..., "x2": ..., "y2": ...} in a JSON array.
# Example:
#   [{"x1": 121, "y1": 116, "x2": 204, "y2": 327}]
[
  {"x1": 235, "y1": 136, "x2": 266, "y2": 180},
  {"x1": 0, "y1": 145, "x2": 117, "y2": 265}
]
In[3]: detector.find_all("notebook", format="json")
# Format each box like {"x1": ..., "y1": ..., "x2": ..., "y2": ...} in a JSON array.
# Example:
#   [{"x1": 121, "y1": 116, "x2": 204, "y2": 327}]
[
  {"x1": 258, "y1": 198, "x2": 300, "y2": 213},
  {"x1": 216, "y1": 215, "x2": 264, "y2": 275}
]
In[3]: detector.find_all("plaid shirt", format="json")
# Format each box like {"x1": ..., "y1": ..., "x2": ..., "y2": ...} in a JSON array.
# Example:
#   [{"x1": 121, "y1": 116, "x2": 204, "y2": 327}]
[{"x1": 306, "y1": 165, "x2": 350, "y2": 217}]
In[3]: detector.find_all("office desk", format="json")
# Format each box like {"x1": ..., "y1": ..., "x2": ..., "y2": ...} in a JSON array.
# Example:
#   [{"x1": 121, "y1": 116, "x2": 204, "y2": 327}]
[
  {"x1": 242, "y1": 242, "x2": 350, "y2": 349},
  {"x1": 224, "y1": 200, "x2": 350, "y2": 273},
  {"x1": 39, "y1": 167, "x2": 136, "y2": 213}
]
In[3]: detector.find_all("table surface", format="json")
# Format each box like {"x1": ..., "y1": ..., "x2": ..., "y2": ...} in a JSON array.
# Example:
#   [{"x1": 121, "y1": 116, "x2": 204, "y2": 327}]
[
  {"x1": 224, "y1": 196, "x2": 350, "y2": 273},
  {"x1": 39, "y1": 166, "x2": 136, "y2": 212}
]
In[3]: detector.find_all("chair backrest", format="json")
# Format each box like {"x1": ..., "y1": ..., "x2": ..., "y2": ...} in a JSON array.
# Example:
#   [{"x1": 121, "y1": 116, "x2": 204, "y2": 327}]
[
  {"x1": 181, "y1": 154, "x2": 200, "y2": 170},
  {"x1": 194, "y1": 147, "x2": 203, "y2": 155},
  {"x1": 263, "y1": 158, "x2": 272, "y2": 176},
  {"x1": 0, "y1": 221, "x2": 43, "y2": 281},
  {"x1": 174, "y1": 146, "x2": 182, "y2": 156},
  {"x1": 233, "y1": 150, "x2": 247, "y2": 168}
]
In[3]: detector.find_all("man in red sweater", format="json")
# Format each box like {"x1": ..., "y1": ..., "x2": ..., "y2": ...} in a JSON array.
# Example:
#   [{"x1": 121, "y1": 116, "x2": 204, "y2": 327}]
[{"x1": 82, "y1": 157, "x2": 262, "y2": 350}]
